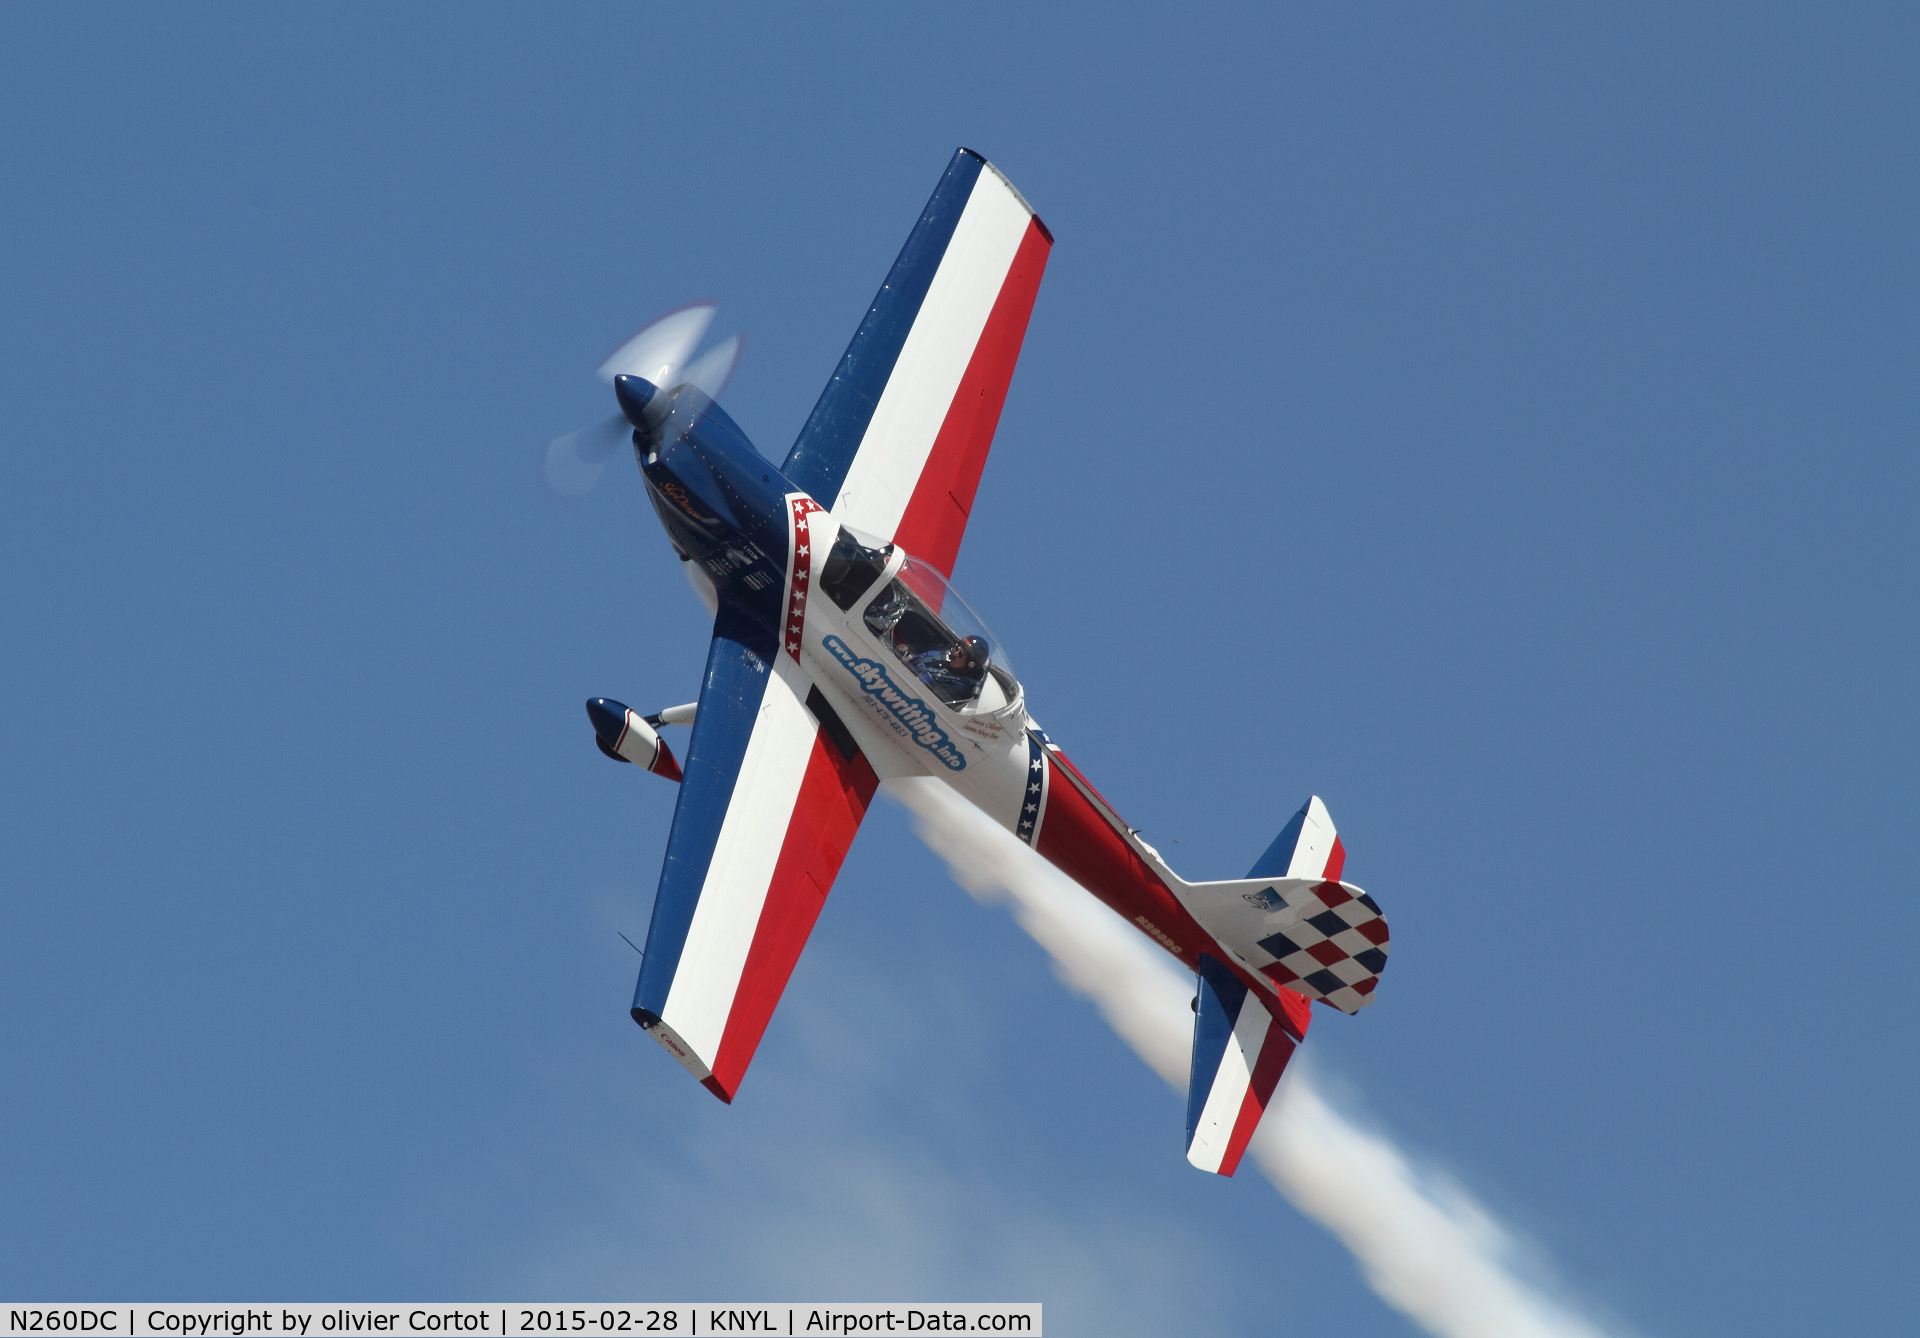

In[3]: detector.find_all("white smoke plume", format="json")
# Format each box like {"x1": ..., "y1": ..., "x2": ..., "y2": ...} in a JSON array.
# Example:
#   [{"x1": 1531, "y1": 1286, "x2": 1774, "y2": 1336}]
[{"x1": 890, "y1": 776, "x2": 1623, "y2": 1338}]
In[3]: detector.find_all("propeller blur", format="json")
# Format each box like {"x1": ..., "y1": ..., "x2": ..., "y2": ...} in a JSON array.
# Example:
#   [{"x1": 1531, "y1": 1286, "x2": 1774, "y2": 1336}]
[{"x1": 543, "y1": 304, "x2": 743, "y2": 498}]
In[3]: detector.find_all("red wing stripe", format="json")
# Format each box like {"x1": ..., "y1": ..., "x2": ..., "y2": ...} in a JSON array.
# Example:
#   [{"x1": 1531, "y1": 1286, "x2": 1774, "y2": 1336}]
[
  {"x1": 705, "y1": 733, "x2": 879, "y2": 1097},
  {"x1": 891, "y1": 217, "x2": 1052, "y2": 577},
  {"x1": 1219, "y1": 1024, "x2": 1297, "y2": 1176}
]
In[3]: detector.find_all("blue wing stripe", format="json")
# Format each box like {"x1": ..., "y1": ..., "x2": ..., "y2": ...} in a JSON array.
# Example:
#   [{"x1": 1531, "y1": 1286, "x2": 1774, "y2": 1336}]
[
  {"x1": 1185, "y1": 953, "x2": 1250, "y2": 1152},
  {"x1": 1245, "y1": 800, "x2": 1311, "y2": 880},
  {"x1": 633, "y1": 604, "x2": 780, "y2": 1016},
  {"x1": 779, "y1": 148, "x2": 987, "y2": 506}
]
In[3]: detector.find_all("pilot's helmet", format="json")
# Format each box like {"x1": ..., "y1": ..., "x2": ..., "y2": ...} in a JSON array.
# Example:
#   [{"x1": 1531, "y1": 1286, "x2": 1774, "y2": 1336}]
[{"x1": 957, "y1": 635, "x2": 990, "y2": 673}]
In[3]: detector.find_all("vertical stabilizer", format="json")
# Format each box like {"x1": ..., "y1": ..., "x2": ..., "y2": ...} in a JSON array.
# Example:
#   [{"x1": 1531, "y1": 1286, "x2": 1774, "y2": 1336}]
[{"x1": 1247, "y1": 794, "x2": 1346, "y2": 882}]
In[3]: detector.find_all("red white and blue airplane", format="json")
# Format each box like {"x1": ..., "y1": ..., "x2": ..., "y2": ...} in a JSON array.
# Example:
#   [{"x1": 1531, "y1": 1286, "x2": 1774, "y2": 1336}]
[{"x1": 554, "y1": 149, "x2": 1391, "y2": 1177}]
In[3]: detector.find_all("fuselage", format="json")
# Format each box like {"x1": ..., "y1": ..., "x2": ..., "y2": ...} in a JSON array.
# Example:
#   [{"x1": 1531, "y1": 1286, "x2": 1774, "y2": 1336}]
[{"x1": 632, "y1": 381, "x2": 1315, "y2": 1042}]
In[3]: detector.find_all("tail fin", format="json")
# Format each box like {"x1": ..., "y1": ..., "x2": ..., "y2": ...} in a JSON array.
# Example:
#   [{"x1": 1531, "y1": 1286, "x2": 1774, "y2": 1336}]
[
  {"x1": 1171, "y1": 795, "x2": 1390, "y2": 1017},
  {"x1": 1248, "y1": 794, "x2": 1345, "y2": 882},
  {"x1": 1186, "y1": 953, "x2": 1299, "y2": 1176}
]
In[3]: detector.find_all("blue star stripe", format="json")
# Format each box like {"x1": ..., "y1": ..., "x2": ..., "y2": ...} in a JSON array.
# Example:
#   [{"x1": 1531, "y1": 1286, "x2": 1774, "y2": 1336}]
[{"x1": 1018, "y1": 732, "x2": 1049, "y2": 847}]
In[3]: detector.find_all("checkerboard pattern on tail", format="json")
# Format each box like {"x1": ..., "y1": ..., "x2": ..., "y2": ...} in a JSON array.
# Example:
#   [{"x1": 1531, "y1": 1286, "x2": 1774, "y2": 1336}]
[{"x1": 1247, "y1": 879, "x2": 1389, "y2": 1014}]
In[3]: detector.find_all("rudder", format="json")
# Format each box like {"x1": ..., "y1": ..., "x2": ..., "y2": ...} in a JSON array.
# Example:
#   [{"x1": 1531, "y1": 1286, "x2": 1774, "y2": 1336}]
[{"x1": 1248, "y1": 794, "x2": 1345, "y2": 882}]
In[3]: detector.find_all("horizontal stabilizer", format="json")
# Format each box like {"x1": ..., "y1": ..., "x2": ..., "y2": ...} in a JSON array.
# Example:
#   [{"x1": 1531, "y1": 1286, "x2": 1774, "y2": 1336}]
[
  {"x1": 1187, "y1": 954, "x2": 1298, "y2": 1176},
  {"x1": 1178, "y1": 875, "x2": 1390, "y2": 1015},
  {"x1": 1171, "y1": 795, "x2": 1388, "y2": 1015}
]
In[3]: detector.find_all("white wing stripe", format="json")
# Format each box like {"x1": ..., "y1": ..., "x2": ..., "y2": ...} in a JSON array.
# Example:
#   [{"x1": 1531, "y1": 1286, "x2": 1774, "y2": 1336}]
[
  {"x1": 833, "y1": 173, "x2": 1033, "y2": 541},
  {"x1": 1187, "y1": 1000, "x2": 1272, "y2": 1173},
  {"x1": 660, "y1": 656, "x2": 819, "y2": 1063}
]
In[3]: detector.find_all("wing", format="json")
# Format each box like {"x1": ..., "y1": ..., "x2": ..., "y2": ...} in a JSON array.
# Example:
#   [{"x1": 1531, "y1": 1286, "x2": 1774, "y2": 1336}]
[
  {"x1": 632, "y1": 604, "x2": 880, "y2": 1101},
  {"x1": 781, "y1": 147, "x2": 1052, "y2": 578}
]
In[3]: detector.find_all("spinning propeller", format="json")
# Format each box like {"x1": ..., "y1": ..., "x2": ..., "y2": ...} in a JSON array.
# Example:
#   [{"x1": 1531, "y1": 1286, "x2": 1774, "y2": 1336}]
[{"x1": 543, "y1": 303, "x2": 744, "y2": 498}]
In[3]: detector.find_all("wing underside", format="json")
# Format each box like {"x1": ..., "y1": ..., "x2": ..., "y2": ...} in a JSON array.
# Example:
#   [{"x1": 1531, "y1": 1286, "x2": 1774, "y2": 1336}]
[
  {"x1": 634, "y1": 150, "x2": 1051, "y2": 1099},
  {"x1": 633, "y1": 606, "x2": 878, "y2": 1101},
  {"x1": 781, "y1": 148, "x2": 1052, "y2": 577}
]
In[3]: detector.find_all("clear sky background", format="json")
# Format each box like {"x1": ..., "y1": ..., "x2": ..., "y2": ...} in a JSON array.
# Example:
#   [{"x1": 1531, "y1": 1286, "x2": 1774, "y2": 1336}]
[{"x1": 2, "y1": 5, "x2": 1915, "y2": 1335}]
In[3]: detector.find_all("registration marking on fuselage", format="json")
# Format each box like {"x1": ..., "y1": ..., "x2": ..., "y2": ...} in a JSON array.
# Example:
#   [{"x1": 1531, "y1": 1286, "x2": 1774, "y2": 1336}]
[{"x1": 820, "y1": 635, "x2": 967, "y2": 771}]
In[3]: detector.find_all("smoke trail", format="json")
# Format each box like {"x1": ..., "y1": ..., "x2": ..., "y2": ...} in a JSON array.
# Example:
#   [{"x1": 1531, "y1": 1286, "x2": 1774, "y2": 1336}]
[{"x1": 891, "y1": 777, "x2": 1623, "y2": 1338}]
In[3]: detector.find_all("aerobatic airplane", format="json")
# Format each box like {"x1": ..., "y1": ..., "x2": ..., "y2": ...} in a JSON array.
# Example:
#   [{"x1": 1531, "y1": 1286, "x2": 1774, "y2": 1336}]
[{"x1": 548, "y1": 148, "x2": 1391, "y2": 1177}]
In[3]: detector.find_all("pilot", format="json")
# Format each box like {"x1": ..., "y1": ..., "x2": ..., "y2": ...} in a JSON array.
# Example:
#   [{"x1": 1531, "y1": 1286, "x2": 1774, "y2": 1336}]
[{"x1": 911, "y1": 636, "x2": 989, "y2": 705}]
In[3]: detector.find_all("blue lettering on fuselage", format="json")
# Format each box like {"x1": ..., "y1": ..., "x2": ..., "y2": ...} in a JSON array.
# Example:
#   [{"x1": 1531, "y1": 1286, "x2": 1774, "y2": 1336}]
[{"x1": 821, "y1": 636, "x2": 967, "y2": 771}]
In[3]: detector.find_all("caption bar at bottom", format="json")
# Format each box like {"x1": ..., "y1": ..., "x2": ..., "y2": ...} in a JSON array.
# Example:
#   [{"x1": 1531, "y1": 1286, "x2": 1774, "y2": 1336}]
[{"x1": 2, "y1": 1308, "x2": 1040, "y2": 1338}]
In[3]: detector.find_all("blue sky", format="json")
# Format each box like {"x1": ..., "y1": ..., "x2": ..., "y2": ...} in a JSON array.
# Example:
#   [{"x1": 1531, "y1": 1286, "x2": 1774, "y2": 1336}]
[{"x1": 2, "y1": 4, "x2": 1915, "y2": 1334}]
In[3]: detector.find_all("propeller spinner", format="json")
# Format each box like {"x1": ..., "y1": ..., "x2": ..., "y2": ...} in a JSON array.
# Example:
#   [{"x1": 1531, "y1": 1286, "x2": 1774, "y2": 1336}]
[{"x1": 543, "y1": 303, "x2": 744, "y2": 498}]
